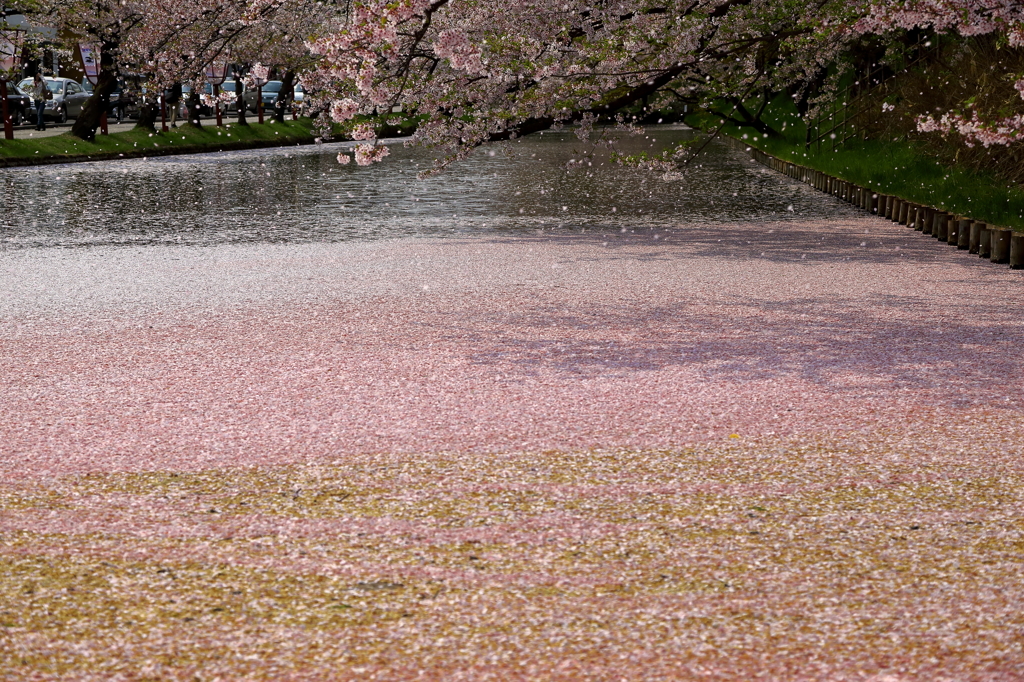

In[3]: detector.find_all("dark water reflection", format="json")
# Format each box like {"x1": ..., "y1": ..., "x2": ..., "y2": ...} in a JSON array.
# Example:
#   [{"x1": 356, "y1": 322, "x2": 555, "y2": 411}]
[{"x1": 0, "y1": 125, "x2": 842, "y2": 250}]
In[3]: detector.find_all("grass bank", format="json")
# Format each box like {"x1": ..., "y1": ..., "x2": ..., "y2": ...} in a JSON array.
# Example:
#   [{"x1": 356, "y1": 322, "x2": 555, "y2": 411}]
[
  {"x1": 686, "y1": 107, "x2": 1024, "y2": 231},
  {"x1": 0, "y1": 118, "x2": 322, "y2": 167}
]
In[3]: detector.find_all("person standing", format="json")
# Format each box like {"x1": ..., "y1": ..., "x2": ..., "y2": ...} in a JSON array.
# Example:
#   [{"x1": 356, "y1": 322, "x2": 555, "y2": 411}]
[
  {"x1": 165, "y1": 82, "x2": 182, "y2": 128},
  {"x1": 28, "y1": 72, "x2": 48, "y2": 131}
]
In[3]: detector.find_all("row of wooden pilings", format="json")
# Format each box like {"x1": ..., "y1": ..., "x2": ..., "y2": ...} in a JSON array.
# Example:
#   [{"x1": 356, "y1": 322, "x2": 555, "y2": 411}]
[{"x1": 736, "y1": 142, "x2": 1023, "y2": 270}]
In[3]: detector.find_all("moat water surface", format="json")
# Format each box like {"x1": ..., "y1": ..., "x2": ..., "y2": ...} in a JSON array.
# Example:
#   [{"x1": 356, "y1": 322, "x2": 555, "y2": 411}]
[{"x1": 1, "y1": 125, "x2": 848, "y2": 250}]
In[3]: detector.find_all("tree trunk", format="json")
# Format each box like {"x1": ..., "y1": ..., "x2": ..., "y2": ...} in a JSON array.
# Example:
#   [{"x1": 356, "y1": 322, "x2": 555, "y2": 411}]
[
  {"x1": 71, "y1": 43, "x2": 118, "y2": 142},
  {"x1": 235, "y1": 73, "x2": 248, "y2": 126},
  {"x1": 790, "y1": 72, "x2": 825, "y2": 149},
  {"x1": 135, "y1": 102, "x2": 157, "y2": 131},
  {"x1": 185, "y1": 90, "x2": 203, "y2": 127},
  {"x1": 130, "y1": 74, "x2": 156, "y2": 130},
  {"x1": 274, "y1": 70, "x2": 295, "y2": 123}
]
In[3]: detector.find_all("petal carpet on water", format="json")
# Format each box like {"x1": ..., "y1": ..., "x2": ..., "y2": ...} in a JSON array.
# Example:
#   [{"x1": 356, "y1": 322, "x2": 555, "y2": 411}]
[{"x1": 1, "y1": 221, "x2": 1023, "y2": 680}]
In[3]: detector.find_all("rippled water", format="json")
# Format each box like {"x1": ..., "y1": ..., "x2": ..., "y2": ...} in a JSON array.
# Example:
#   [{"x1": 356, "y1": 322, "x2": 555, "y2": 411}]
[{"x1": 1, "y1": 125, "x2": 838, "y2": 250}]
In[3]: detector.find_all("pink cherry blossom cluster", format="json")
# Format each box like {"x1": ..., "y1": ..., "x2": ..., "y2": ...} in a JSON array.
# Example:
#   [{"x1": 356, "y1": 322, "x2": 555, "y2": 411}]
[
  {"x1": 243, "y1": 62, "x2": 271, "y2": 88},
  {"x1": 432, "y1": 29, "x2": 485, "y2": 75},
  {"x1": 237, "y1": 0, "x2": 286, "y2": 26},
  {"x1": 350, "y1": 122, "x2": 377, "y2": 140},
  {"x1": 200, "y1": 90, "x2": 238, "y2": 108},
  {"x1": 855, "y1": 0, "x2": 1024, "y2": 46},
  {"x1": 916, "y1": 109, "x2": 1024, "y2": 146},
  {"x1": 307, "y1": 0, "x2": 438, "y2": 110},
  {"x1": 354, "y1": 143, "x2": 390, "y2": 165},
  {"x1": 329, "y1": 98, "x2": 360, "y2": 122}
]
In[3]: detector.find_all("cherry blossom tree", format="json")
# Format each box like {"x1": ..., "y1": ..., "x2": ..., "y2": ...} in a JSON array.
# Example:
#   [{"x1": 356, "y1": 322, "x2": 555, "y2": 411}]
[
  {"x1": 856, "y1": 0, "x2": 1024, "y2": 46},
  {"x1": 855, "y1": 1, "x2": 1024, "y2": 148},
  {"x1": 306, "y1": 0, "x2": 859, "y2": 171},
  {"x1": 23, "y1": 0, "x2": 317, "y2": 139},
  {"x1": 226, "y1": 0, "x2": 333, "y2": 124}
]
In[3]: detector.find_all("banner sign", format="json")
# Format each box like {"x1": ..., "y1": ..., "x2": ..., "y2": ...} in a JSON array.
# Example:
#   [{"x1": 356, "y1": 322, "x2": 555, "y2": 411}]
[{"x1": 79, "y1": 43, "x2": 101, "y2": 85}]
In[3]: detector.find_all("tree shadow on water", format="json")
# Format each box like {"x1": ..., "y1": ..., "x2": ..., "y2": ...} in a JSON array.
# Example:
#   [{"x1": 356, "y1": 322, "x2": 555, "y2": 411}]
[
  {"x1": 501, "y1": 220, "x2": 986, "y2": 267},
  {"x1": 456, "y1": 230, "x2": 1024, "y2": 404},
  {"x1": 464, "y1": 300, "x2": 1020, "y2": 404}
]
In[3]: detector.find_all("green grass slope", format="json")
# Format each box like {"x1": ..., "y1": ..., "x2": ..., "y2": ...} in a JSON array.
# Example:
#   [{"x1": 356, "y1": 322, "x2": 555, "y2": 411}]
[
  {"x1": 687, "y1": 103, "x2": 1024, "y2": 231},
  {"x1": 0, "y1": 118, "x2": 319, "y2": 165}
]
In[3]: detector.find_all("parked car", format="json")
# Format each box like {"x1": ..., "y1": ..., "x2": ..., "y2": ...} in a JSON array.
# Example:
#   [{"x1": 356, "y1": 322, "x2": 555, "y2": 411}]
[
  {"x1": 18, "y1": 76, "x2": 90, "y2": 124},
  {"x1": 204, "y1": 80, "x2": 244, "y2": 113},
  {"x1": 243, "y1": 80, "x2": 289, "y2": 114},
  {"x1": 2, "y1": 81, "x2": 32, "y2": 126}
]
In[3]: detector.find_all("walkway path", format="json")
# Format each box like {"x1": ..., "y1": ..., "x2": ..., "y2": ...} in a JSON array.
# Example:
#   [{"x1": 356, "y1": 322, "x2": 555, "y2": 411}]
[{"x1": 8, "y1": 119, "x2": 137, "y2": 139}]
